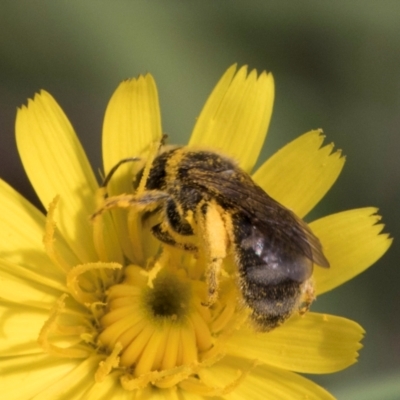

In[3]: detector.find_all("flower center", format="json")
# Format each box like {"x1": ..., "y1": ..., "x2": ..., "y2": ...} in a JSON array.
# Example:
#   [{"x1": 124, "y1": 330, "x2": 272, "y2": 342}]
[
  {"x1": 143, "y1": 270, "x2": 191, "y2": 320},
  {"x1": 41, "y1": 196, "x2": 244, "y2": 390},
  {"x1": 98, "y1": 263, "x2": 216, "y2": 376}
]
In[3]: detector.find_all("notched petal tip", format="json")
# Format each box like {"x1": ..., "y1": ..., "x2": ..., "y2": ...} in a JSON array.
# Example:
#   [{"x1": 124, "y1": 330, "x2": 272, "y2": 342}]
[
  {"x1": 119, "y1": 72, "x2": 156, "y2": 89},
  {"x1": 18, "y1": 89, "x2": 49, "y2": 105},
  {"x1": 257, "y1": 69, "x2": 275, "y2": 91},
  {"x1": 253, "y1": 129, "x2": 345, "y2": 217},
  {"x1": 190, "y1": 64, "x2": 275, "y2": 172},
  {"x1": 312, "y1": 208, "x2": 392, "y2": 295}
]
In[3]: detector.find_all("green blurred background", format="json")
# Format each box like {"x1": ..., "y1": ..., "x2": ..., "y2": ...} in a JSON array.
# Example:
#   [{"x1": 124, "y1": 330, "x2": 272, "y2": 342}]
[{"x1": 1, "y1": 2, "x2": 399, "y2": 399}]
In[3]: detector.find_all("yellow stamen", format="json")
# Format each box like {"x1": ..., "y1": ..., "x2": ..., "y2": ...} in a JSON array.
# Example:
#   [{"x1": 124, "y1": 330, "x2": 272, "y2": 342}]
[
  {"x1": 179, "y1": 360, "x2": 258, "y2": 396},
  {"x1": 121, "y1": 324, "x2": 156, "y2": 367},
  {"x1": 95, "y1": 342, "x2": 122, "y2": 382},
  {"x1": 188, "y1": 311, "x2": 213, "y2": 352},
  {"x1": 66, "y1": 262, "x2": 122, "y2": 304},
  {"x1": 162, "y1": 327, "x2": 186, "y2": 372},
  {"x1": 134, "y1": 328, "x2": 166, "y2": 375},
  {"x1": 99, "y1": 313, "x2": 147, "y2": 349},
  {"x1": 38, "y1": 294, "x2": 90, "y2": 358},
  {"x1": 180, "y1": 323, "x2": 198, "y2": 365}
]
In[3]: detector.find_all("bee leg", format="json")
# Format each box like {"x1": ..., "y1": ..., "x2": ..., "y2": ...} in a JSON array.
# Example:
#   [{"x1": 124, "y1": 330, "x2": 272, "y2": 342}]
[
  {"x1": 151, "y1": 223, "x2": 198, "y2": 252},
  {"x1": 197, "y1": 202, "x2": 228, "y2": 307},
  {"x1": 91, "y1": 190, "x2": 169, "y2": 220},
  {"x1": 165, "y1": 198, "x2": 194, "y2": 236},
  {"x1": 298, "y1": 279, "x2": 316, "y2": 315}
]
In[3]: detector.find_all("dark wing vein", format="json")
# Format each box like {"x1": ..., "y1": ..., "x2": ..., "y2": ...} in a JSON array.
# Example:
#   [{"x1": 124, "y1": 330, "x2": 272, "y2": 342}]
[{"x1": 187, "y1": 168, "x2": 329, "y2": 268}]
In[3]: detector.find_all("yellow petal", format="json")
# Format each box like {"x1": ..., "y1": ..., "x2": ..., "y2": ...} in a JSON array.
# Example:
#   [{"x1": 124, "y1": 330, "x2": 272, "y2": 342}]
[
  {"x1": 198, "y1": 355, "x2": 334, "y2": 399},
  {"x1": 0, "y1": 354, "x2": 83, "y2": 399},
  {"x1": 189, "y1": 64, "x2": 274, "y2": 172},
  {"x1": 29, "y1": 357, "x2": 100, "y2": 399},
  {"x1": 102, "y1": 74, "x2": 162, "y2": 181},
  {"x1": 310, "y1": 208, "x2": 392, "y2": 294},
  {"x1": 87, "y1": 378, "x2": 181, "y2": 400},
  {"x1": 0, "y1": 259, "x2": 64, "y2": 307},
  {"x1": 102, "y1": 75, "x2": 162, "y2": 261},
  {"x1": 0, "y1": 179, "x2": 78, "y2": 277},
  {"x1": 229, "y1": 364, "x2": 334, "y2": 400},
  {"x1": 83, "y1": 372, "x2": 122, "y2": 400},
  {"x1": 15, "y1": 91, "x2": 98, "y2": 263},
  {"x1": 0, "y1": 302, "x2": 49, "y2": 356},
  {"x1": 103, "y1": 74, "x2": 161, "y2": 193},
  {"x1": 177, "y1": 391, "x2": 204, "y2": 400},
  {"x1": 225, "y1": 312, "x2": 363, "y2": 374},
  {"x1": 252, "y1": 130, "x2": 344, "y2": 218}
]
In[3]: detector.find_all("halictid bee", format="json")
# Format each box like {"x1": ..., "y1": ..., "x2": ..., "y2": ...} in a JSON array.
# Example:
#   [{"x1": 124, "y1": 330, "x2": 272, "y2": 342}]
[{"x1": 93, "y1": 144, "x2": 330, "y2": 331}]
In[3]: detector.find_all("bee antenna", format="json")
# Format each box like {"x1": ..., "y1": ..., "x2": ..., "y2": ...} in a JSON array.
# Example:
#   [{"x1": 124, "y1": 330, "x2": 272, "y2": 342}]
[{"x1": 102, "y1": 157, "x2": 141, "y2": 188}]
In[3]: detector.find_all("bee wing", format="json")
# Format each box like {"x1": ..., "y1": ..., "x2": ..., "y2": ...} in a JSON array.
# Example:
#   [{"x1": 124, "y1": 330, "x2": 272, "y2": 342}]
[{"x1": 188, "y1": 168, "x2": 329, "y2": 268}]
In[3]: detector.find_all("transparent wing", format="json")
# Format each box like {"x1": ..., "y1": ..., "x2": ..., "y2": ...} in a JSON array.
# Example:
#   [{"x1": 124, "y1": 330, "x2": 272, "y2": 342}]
[{"x1": 187, "y1": 168, "x2": 329, "y2": 268}]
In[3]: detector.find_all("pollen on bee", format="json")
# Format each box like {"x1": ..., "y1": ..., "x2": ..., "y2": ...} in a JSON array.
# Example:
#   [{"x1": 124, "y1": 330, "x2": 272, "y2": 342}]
[{"x1": 95, "y1": 144, "x2": 329, "y2": 332}]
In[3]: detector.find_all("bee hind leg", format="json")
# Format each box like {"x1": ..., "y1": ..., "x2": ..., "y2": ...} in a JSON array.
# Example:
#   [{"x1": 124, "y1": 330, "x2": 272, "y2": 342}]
[
  {"x1": 298, "y1": 278, "x2": 316, "y2": 315},
  {"x1": 197, "y1": 202, "x2": 229, "y2": 307}
]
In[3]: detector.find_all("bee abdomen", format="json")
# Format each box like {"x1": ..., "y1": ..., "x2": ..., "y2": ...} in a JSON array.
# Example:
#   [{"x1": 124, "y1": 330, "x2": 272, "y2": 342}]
[
  {"x1": 232, "y1": 212, "x2": 312, "y2": 331},
  {"x1": 239, "y1": 275, "x2": 301, "y2": 331}
]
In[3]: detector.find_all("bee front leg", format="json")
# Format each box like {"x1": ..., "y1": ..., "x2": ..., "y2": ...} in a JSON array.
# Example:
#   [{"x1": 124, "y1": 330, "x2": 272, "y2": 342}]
[
  {"x1": 91, "y1": 190, "x2": 169, "y2": 220},
  {"x1": 151, "y1": 223, "x2": 198, "y2": 252},
  {"x1": 197, "y1": 202, "x2": 229, "y2": 307}
]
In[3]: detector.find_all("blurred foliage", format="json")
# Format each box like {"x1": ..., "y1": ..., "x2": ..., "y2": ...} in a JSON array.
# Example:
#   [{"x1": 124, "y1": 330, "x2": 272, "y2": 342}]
[{"x1": 1, "y1": 2, "x2": 399, "y2": 398}]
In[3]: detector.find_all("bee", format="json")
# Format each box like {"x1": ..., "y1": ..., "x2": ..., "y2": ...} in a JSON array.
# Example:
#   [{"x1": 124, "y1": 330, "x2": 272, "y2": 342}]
[{"x1": 93, "y1": 144, "x2": 329, "y2": 331}]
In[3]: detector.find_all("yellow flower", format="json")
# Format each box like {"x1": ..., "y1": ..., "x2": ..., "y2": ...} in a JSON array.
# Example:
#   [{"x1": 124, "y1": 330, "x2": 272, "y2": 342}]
[{"x1": 0, "y1": 65, "x2": 391, "y2": 399}]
